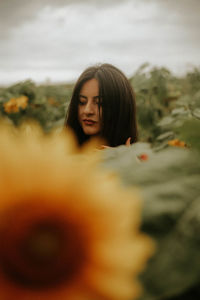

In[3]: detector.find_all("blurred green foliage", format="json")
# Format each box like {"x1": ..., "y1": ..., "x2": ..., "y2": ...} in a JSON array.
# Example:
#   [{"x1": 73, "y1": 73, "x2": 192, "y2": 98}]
[
  {"x1": 0, "y1": 80, "x2": 73, "y2": 131},
  {"x1": 130, "y1": 64, "x2": 200, "y2": 148},
  {"x1": 102, "y1": 123, "x2": 200, "y2": 300}
]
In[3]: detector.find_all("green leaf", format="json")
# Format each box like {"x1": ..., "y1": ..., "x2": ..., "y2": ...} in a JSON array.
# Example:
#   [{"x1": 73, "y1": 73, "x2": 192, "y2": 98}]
[
  {"x1": 177, "y1": 119, "x2": 200, "y2": 152},
  {"x1": 192, "y1": 108, "x2": 200, "y2": 119},
  {"x1": 102, "y1": 146, "x2": 200, "y2": 300},
  {"x1": 156, "y1": 131, "x2": 174, "y2": 141},
  {"x1": 171, "y1": 107, "x2": 188, "y2": 116},
  {"x1": 158, "y1": 116, "x2": 175, "y2": 127}
]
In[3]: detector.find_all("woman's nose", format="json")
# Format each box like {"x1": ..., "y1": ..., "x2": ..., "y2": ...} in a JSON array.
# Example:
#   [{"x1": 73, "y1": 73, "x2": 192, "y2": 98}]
[{"x1": 84, "y1": 101, "x2": 95, "y2": 114}]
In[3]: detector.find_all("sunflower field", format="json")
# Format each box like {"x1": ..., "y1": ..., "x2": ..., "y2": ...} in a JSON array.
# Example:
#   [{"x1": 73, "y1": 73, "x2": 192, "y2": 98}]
[{"x1": 0, "y1": 65, "x2": 200, "y2": 300}]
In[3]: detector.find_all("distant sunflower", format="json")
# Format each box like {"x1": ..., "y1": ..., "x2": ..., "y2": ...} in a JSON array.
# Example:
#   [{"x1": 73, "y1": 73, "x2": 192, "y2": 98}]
[
  {"x1": 168, "y1": 138, "x2": 187, "y2": 148},
  {"x1": 0, "y1": 123, "x2": 153, "y2": 300},
  {"x1": 3, "y1": 98, "x2": 19, "y2": 113},
  {"x1": 3, "y1": 96, "x2": 29, "y2": 114}
]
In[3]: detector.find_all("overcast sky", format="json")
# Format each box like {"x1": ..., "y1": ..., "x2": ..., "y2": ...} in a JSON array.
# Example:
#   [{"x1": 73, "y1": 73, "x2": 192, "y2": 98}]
[{"x1": 0, "y1": 0, "x2": 200, "y2": 85}]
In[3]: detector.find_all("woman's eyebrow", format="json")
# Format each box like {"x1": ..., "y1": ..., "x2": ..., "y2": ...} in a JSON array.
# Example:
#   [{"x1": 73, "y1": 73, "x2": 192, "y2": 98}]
[
  {"x1": 79, "y1": 94, "x2": 100, "y2": 99},
  {"x1": 79, "y1": 94, "x2": 87, "y2": 99}
]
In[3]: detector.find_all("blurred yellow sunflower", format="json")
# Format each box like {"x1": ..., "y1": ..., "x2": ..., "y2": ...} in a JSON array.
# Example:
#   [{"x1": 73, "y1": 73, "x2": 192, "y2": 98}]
[
  {"x1": 0, "y1": 123, "x2": 153, "y2": 300},
  {"x1": 168, "y1": 138, "x2": 186, "y2": 148},
  {"x1": 3, "y1": 96, "x2": 29, "y2": 113}
]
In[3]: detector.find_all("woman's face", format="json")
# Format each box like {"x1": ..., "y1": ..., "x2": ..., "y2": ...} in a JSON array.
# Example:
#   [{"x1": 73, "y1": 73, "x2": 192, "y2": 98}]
[{"x1": 78, "y1": 78, "x2": 102, "y2": 136}]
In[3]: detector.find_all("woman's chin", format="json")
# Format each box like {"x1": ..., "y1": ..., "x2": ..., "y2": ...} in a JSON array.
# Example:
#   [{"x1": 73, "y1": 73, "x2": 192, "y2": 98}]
[{"x1": 83, "y1": 129, "x2": 100, "y2": 136}]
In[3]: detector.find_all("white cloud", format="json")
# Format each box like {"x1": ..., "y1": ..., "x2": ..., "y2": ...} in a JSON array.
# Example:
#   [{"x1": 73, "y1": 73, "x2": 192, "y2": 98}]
[{"x1": 0, "y1": 0, "x2": 200, "y2": 84}]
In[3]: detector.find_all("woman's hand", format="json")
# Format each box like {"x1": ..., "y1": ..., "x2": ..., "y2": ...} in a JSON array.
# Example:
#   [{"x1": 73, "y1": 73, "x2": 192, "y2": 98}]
[
  {"x1": 99, "y1": 145, "x2": 110, "y2": 149},
  {"x1": 125, "y1": 137, "x2": 131, "y2": 146}
]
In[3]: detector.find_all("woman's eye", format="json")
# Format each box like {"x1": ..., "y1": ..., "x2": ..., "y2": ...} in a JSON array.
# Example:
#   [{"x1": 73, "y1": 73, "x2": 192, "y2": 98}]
[
  {"x1": 79, "y1": 98, "x2": 86, "y2": 105},
  {"x1": 94, "y1": 98, "x2": 102, "y2": 105}
]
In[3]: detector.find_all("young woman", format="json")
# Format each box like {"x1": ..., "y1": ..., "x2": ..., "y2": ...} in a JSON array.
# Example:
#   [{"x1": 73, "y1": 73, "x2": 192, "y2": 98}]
[{"x1": 65, "y1": 63, "x2": 138, "y2": 147}]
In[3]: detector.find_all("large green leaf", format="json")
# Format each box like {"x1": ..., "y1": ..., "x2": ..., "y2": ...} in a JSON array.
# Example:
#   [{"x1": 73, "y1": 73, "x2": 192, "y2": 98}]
[{"x1": 102, "y1": 145, "x2": 200, "y2": 300}]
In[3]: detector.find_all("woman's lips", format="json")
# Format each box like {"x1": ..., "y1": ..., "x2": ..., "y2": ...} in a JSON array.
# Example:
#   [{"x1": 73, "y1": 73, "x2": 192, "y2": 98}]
[{"x1": 83, "y1": 119, "x2": 96, "y2": 125}]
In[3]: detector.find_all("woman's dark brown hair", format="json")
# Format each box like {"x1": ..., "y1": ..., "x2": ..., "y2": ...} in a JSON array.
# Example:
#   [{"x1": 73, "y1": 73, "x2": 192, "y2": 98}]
[{"x1": 65, "y1": 63, "x2": 138, "y2": 147}]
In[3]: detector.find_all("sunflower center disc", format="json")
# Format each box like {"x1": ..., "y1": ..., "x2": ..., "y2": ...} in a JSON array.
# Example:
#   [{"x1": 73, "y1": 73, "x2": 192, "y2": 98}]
[{"x1": 0, "y1": 220, "x2": 86, "y2": 290}]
